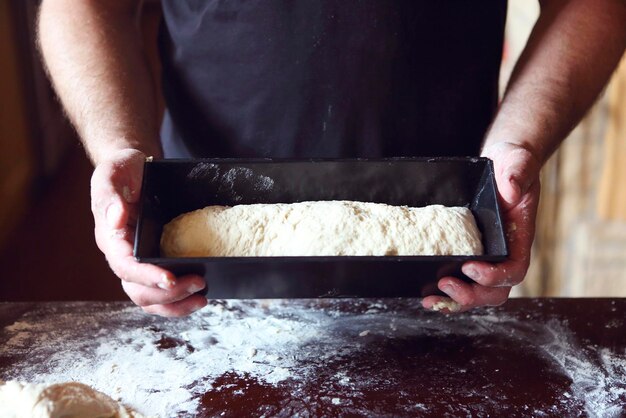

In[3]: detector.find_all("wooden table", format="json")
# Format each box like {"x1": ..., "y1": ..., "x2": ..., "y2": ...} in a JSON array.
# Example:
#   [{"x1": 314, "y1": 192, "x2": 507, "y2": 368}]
[{"x1": 1, "y1": 299, "x2": 625, "y2": 417}]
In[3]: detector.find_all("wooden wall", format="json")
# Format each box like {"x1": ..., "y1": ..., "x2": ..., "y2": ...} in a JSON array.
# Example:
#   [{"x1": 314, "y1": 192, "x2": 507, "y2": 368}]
[
  {"x1": 598, "y1": 57, "x2": 626, "y2": 222},
  {"x1": 520, "y1": 58, "x2": 626, "y2": 297}
]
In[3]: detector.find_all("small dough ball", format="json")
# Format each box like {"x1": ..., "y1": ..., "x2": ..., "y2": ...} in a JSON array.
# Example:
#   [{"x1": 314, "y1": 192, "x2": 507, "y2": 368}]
[
  {"x1": 431, "y1": 300, "x2": 462, "y2": 313},
  {"x1": 0, "y1": 380, "x2": 145, "y2": 418}
]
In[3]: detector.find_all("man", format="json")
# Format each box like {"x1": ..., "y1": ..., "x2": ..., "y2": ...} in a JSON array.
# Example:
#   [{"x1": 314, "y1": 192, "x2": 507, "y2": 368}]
[{"x1": 38, "y1": 1, "x2": 626, "y2": 317}]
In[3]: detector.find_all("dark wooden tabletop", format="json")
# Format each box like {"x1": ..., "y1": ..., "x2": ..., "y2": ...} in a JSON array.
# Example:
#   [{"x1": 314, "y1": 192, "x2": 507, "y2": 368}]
[{"x1": 1, "y1": 298, "x2": 625, "y2": 417}]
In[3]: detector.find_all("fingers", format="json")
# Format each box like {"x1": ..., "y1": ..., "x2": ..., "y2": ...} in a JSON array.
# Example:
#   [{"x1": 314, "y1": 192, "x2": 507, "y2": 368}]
[
  {"x1": 122, "y1": 275, "x2": 206, "y2": 307},
  {"x1": 439, "y1": 277, "x2": 511, "y2": 309},
  {"x1": 96, "y1": 220, "x2": 206, "y2": 316},
  {"x1": 142, "y1": 295, "x2": 209, "y2": 318},
  {"x1": 124, "y1": 274, "x2": 208, "y2": 318},
  {"x1": 422, "y1": 277, "x2": 511, "y2": 313},
  {"x1": 93, "y1": 221, "x2": 170, "y2": 288}
]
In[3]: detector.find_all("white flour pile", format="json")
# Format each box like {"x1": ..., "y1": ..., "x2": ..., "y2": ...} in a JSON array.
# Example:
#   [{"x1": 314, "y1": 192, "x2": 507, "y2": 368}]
[
  {"x1": 0, "y1": 300, "x2": 625, "y2": 417},
  {"x1": 1, "y1": 302, "x2": 320, "y2": 415}
]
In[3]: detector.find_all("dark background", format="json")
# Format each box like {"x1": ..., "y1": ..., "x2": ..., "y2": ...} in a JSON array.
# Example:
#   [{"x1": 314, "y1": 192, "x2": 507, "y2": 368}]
[{"x1": 0, "y1": 0, "x2": 163, "y2": 301}]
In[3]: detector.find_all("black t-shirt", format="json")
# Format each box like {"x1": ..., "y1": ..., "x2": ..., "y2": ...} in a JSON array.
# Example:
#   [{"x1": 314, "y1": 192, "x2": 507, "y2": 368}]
[{"x1": 159, "y1": 1, "x2": 507, "y2": 158}]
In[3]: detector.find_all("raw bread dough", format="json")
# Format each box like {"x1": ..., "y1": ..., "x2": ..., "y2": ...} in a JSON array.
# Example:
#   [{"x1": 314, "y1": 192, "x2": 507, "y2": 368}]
[
  {"x1": 0, "y1": 381, "x2": 145, "y2": 418},
  {"x1": 161, "y1": 201, "x2": 483, "y2": 257},
  {"x1": 431, "y1": 300, "x2": 462, "y2": 313}
]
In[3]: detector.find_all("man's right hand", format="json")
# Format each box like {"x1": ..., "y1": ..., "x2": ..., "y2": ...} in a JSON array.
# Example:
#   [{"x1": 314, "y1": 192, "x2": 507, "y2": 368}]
[
  {"x1": 90, "y1": 149, "x2": 207, "y2": 317},
  {"x1": 38, "y1": 2, "x2": 206, "y2": 315}
]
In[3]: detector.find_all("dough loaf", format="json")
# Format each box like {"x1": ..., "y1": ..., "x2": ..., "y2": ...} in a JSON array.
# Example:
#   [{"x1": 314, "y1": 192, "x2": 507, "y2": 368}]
[
  {"x1": 161, "y1": 201, "x2": 483, "y2": 257},
  {"x1": 0, "y1": 381, "x2": 146, "y2": 418}
]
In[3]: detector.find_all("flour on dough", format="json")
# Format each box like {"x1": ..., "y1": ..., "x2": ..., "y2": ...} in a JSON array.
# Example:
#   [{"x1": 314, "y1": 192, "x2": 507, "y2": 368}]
[
  {"x1": 161, "y1": 201, "x2": 483, "y2": 257},
  {"x1": 0, "y1": 381, "x2": 147, "y2": 418}
]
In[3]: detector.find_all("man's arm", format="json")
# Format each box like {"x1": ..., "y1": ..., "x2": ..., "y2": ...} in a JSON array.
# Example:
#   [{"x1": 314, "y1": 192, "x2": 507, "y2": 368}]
[
  {"x1": 424, "y1": 0, "x2": 626, "y2": 311},
  {"x1": 488, "y1": 0, "x2": 626, "y2": 166},
  {"x1": 39, "y1": 0, "x2": 207, "y2": 316},
  {"x1": 39, "y1": 0, "x2": 160, "y2": 162}
]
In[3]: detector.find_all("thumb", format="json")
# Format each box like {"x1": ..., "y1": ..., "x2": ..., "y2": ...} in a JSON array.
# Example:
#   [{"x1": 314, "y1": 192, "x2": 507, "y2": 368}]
[
  {"x1": 105, "y1": 195, "x2": 128, "y2": 229},
  {"x1": 91, "y1": 163, "x2": 131, "y2": 231},
  {"x1": 485, "y1": 144, "x2": 541, "y2": 209},
  {"x1": 91, "y1": 149, "x2": 147, "y2": 230},
  {"x1": 498, "y1": 170, "x2": 525, "y2": 209}
]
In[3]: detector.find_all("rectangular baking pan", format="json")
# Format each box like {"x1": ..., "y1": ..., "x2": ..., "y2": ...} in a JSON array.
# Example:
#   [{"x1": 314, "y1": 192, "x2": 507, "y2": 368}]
[{"x1": 134, "y1": 158, "x2": 508, "y2": 298}]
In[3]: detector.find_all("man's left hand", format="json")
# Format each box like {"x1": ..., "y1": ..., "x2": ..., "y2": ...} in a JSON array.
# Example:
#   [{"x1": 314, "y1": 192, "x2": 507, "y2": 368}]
[{"x1": 422, "y1": 142, "x2": 541, "y2": 312}]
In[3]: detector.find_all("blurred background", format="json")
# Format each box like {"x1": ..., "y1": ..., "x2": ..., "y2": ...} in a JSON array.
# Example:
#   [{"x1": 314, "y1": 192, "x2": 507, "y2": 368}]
[{"x1": 1, "y1": 1, "x2": 625, "y2": 301}]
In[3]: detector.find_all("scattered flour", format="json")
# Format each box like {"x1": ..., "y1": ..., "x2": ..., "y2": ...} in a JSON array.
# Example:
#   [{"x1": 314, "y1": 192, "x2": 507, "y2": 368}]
[
  {"x1": 541, "y1": 323, "x2": 626, "y2": 417},
  {"x1": 1, "y1": 301, "x2": 625, "y2": 417},
  {"x1": 186, "y1": 164, "x2": 274, "y2": 203},
  {"x1": 1, "y1": 302, "x2": 319, "y2": 415}
]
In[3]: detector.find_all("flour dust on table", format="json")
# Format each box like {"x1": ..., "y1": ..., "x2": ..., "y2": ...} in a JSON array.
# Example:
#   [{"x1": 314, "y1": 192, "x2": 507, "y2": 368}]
[{"x1": 0, "y1": 300, "x2": 625, "y2": 417}]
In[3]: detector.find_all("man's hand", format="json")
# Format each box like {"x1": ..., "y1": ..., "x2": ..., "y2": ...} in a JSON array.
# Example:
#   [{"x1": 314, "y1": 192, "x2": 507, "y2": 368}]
[
  {"x1": 91, "y1": 149, "x2": 207, "y2": 317},
  {"x1": 422, "y1": 143, "x2": 540, "y2": 313}
]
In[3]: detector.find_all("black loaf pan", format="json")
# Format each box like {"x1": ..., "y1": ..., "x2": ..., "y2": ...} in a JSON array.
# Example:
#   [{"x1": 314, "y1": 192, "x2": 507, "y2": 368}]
[{"x1": 134, "y1": 158, "x2": 508, "y2": 299}]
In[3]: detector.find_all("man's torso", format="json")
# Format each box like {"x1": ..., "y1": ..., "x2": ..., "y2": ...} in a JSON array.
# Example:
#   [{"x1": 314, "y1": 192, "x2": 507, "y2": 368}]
[{"x1": 159, "y1": 0, "x2": 507, "y2": 158}]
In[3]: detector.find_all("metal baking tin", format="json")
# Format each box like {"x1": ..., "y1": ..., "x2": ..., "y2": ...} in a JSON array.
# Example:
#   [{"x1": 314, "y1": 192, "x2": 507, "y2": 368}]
[{"x1": 134, "y1": 158, "x2": 508, "y2": 298}]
